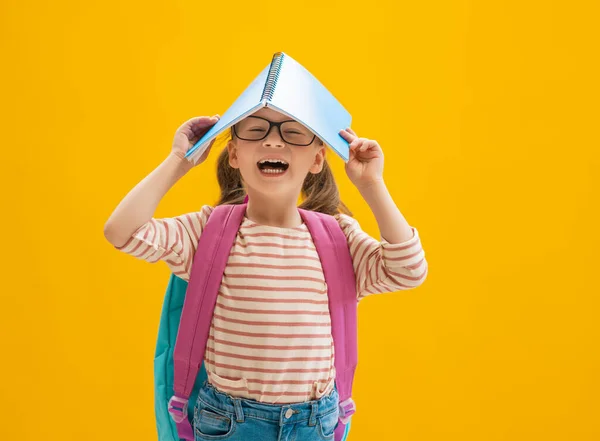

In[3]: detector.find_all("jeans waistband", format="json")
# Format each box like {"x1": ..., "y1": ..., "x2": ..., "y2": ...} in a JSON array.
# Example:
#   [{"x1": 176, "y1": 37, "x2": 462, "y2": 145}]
[{"x1": 196, "y1": 380, "x2": 339, "y2": 426}]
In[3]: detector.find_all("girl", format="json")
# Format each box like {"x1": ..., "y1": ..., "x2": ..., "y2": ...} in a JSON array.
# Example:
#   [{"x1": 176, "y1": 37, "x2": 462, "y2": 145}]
[{"x1": 104, "y1": 107, "x2": 428, "y2": 441}]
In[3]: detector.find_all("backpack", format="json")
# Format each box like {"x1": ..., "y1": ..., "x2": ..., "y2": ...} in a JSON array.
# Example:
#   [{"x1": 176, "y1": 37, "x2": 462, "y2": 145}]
[{"x1": 154, "y1": 203, "x2": 357, "y2": 441}]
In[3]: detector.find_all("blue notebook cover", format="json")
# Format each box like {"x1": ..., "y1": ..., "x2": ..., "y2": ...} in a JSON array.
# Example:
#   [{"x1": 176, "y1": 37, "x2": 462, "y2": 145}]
[{"x1": 184, "y1": 52, "x2": 352, "y2": 164}]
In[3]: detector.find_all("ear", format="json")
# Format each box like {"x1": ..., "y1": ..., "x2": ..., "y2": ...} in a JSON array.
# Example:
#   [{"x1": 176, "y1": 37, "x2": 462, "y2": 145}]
[
  {"x1": 227, "y1": 140, "x2": 239, "y2": 169},
  {"x1": 309, "y1": 145, "x2": 326, "y2": 174}
]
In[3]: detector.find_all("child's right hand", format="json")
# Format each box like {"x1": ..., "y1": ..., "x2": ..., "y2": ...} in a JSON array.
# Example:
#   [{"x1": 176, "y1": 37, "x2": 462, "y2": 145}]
[{"x1": 171, "y1": 114, "x2": 220, "y2": 166}]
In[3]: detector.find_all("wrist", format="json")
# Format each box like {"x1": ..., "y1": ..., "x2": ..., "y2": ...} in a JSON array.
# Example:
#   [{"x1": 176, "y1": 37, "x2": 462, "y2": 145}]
[
  {"x1": 167, "y1": 152, "x2": 194, "y2": 175},
  {"x1": 357, "y1": 179, "x2": 389, "y2": 208},
  {"x1": 356, "y1": 178, "x2": 386, "y2": 194}
]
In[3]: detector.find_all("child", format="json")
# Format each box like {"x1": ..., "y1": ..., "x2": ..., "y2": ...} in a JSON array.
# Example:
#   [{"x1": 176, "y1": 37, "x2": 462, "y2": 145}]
[{"x1": 104, "y1": 107, "x2": 428, "y2": 441}]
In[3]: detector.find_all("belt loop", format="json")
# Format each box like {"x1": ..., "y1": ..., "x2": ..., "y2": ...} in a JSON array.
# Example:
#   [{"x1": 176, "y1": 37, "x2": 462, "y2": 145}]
[
  {"x1": 232, "y1": 398, "x2": 245, "y2": 423},
  {"x1": 309, "y1": 402, "x2": 318, "y2": 427}
]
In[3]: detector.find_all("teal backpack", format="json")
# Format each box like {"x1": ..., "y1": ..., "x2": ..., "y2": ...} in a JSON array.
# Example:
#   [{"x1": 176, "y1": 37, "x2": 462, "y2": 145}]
[{"x1": 153, "y1": 204, "x2": 355, "y2": 441}]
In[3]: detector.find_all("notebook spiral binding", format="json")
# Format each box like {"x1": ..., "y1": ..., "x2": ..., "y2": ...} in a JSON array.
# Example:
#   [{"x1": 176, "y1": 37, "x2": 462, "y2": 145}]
[{"x1": 261, "y1": 52, "x2": 284, "y2": 102}]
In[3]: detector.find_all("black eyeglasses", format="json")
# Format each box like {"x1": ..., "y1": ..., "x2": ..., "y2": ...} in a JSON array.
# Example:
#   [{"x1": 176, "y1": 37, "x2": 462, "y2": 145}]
[{"x1": 233, "y1": 116, "x2": 317, "y2": 146}]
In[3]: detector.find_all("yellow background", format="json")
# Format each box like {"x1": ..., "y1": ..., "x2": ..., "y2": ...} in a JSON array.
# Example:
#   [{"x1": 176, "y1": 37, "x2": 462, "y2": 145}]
[{"x1": 1, "y1": 1, "x2": 598, "y2": 440}]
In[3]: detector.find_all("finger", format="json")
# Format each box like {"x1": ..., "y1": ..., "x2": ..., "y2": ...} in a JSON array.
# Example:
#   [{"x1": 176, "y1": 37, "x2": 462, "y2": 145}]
[
  {"x1": 193, "y1": 114, "x2": 220, "y2": 129},
  {"x1": 357, "y1": 150, "x2": 381, "y2": 159},
  {"x1": 355, "y1": 138, "x2": 370, "y2": 151},
  {"x1": 190, "y1": 120, "x2": 216, "y2": 137},
  {"x1": 349, "y1": 136, "x2": 365, "y2": 148},
  {"x1": 347, "y1": 144, "x2": 356, "y2": 162},
  {"x1": 346, "y1": 127, "x2": 358, "y2": 137},
  {"x1": 181, "y1": 115, "x2": 216, "y2": 128},
  {"x1": 360, "y1": 140, "x2": 378, "y2": 152},
  {"x1": 339, "y1": 129, "x2": 356, "y2": 142},
  {"x1": 189, "y1": 115, "x2": 219, "y2": 139},
  {"x1": 180, "y1": 115, "x2": 220, "y2": 134},
  {"x1": 349, "y1": 138, "x2": 364, "y2": 150}
]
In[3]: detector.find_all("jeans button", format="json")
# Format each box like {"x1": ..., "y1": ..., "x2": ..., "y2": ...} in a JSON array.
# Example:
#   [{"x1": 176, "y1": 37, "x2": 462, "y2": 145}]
[{"x1": 285, "y1": 408, "x2": 294, "y2": 419}]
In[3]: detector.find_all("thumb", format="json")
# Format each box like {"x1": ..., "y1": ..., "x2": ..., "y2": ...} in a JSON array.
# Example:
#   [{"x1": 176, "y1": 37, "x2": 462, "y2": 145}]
[{"x1": 182, "y1": 114, "x2": 220, "y2": 130}]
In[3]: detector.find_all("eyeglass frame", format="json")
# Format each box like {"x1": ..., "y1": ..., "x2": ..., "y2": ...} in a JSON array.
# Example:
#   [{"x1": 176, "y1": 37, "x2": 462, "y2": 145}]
[{"x1": 232, "y1": 116, "x2": 317, "y2": 146}]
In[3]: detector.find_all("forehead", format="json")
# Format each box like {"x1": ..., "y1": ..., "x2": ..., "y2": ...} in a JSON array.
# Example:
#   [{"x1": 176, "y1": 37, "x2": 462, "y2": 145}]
[{"x1": 249, "y1": 107, "x2": 294, "y2": 123}]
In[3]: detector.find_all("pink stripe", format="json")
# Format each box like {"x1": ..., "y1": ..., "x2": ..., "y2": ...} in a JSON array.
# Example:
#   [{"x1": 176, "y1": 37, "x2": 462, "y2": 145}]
[
  {"x1": 388, "y1": 265, "x2": 427, "y2": 282},
  {"x1": 206, "y1": 347, "x2": 331, "y2": 362},
  {"x1": 406, "y1": 259, "x2": 426, "y2": 270},
  {"x1": 221, "y1": 283, "x2": 325, "y2": 294},
  {"x1": 353, "y1": 235, "x2": 372, "y2": 283},
  {"x1": 373, "y1": 255, "x2": 380, "y2": 286},
  {"x1": 210, "y1": 377, "x2": 246, "y2": 391},
  {"x1": 130, "y1": 239, "x2": 147, "y2": 258},
  {"x1": 211, "y1": 378, "x2": 312, "y2": 398},
  {"x1": 217, "y1": 375, "x2": 330, "y2": 386},
  {"x1": 241, "y1": 232, "x2": 310, "y2": 241},
  {"x1": 183, "y1": 213, "x2": 199, "y2": 244},
  {"x1": 165, "y1": 258, "x2": 179, "y2": 267},
  {"x1": 246, "y1": 389, "x2": 310, "y2": 397},
  {"x1": 386, "y1": 236, "x2": 418, "y2": 251},
  {"x1": 221, "y1": 386, "x2": 311, "y2": 398},
  {"x1": 242, "y1": 221, "x2": 306, "y2": 232},
  {"x1": 163, "y1": 221, "x2": 170, "y2": 251},
  {"x1": 143, "y1": 222, "x2": 152, "y2": 241},
  {"x1": 174, "y1": 221, "x2": 191, "y2": 275},
  {"x1": 234, "y1": 241, "x2": 315, "y2": 251},
  {"x1": 128, "y1": 223, "x2": 153, "y2": 256},
  {"x1": 367, "y1": 255, "x2": 376, "y2": 288},
  {"x1": 229, "y1": 251, "x2": 320, "y2": 261},
  {"x1": 150, "y1": 220, "x2": 158, "y2": 245},
  {"x1": 213, "y1": 314, "x2": 329, "y2": 327},
  {"x1": 210, "y1": 336, "x2": 331, "y2": 351},
  {"x1": 134, "y1": 221, "x2": 157, "y2": 260},
  {"x1": 385, "y1": 247, "x2": 423, "y2": 262},
  {"x1": 206, "y1": 360, "x2": 331, "y2": 374},
  {"x1": 216, "y1": 302, "x2": 328, "y2": 316},
  {"x1": 115, "y1": 234, "x2": 135, "y2": 250},
  {"x1": 240, "y1": 222, "x2": 262, "y2": 229},
  {"x1": 226, "y1": 262, "x2": 322, "y2": 272},
  {"x1": 175, "y1": 221, "x2": 185, "y2": 246},
  {"x1": 225, "y1": 273, "x2": 324, "y2": 283},
  {"x1": 218, "y1": 293, "x2": 328, "y2": 305},
  {"x1": 157, "y1": 247, "x2": 170, "y2": 261},
  {"x1": 212, "y1": 325, "x2": 331, "y2": 339}
]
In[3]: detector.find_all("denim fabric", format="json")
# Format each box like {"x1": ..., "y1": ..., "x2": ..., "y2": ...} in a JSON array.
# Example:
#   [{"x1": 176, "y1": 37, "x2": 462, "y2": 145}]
[{"x1": 193, "y1": 380, "x2": 340, "y2": 441}]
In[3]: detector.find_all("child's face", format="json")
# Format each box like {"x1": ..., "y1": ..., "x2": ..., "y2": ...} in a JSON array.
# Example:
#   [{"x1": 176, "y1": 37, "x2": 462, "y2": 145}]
[{"x1": 227, "y1": 107, "x2": 326, "y2": 198}]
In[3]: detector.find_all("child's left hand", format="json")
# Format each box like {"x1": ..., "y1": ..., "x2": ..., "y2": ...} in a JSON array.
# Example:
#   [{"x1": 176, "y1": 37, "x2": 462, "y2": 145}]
[{"x1": 339, "y1": 128, "x2": 384, "y2": 189}]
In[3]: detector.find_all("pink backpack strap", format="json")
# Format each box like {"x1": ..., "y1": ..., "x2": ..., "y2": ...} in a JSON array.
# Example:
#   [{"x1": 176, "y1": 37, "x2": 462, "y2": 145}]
[
  {"x1": 299, "y1": 209, "x2": 358, "y2": 441},
  {"x1": 168, "y1": 203, "x2": 247, "y2": 440}
]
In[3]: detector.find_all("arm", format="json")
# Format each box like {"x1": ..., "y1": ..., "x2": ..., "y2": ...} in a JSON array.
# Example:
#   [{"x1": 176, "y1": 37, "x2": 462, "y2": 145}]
[
  {"x1": 114, "y1": 206, "x2": 213, "y2": 281},
  {"x1": 103, "y1": 153, "x2": 192, "y2": 248},
  {"x1": 103, "y1": 114, "x2": 218, "y2": 247},
  {"x1": 336, "y1": 212, "x2": 427, "y2": 301},
  {"x1": 103, "y1": 115, "x2": 219, "y2": 280},
  {"x1": 357, "y1": 180, "x2": 415, "y2": 244},
  {"x1": 337, "y1": 128, "x2": 428, "y2": 299}
]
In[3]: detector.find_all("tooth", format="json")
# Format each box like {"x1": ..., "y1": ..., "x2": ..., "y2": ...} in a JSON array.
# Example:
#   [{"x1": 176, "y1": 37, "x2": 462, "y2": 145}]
[{"x1": 259, "y1": 159, "x2": 287, "y2": 164}]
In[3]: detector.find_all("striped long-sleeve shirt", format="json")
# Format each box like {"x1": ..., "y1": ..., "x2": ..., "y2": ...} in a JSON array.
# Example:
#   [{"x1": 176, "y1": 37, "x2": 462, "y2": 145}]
[{"x1": 116, "y1": 205, "x2": 427, "y2": 404}]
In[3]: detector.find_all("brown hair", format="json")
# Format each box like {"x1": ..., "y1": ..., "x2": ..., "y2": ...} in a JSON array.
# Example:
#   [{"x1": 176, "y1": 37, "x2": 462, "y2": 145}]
[{"x1": 215, "y1": 129, "x2": 352, "y2": 217}]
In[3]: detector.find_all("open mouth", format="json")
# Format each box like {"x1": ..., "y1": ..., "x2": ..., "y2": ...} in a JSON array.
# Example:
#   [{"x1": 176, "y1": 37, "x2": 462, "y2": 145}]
[{"x1": 257, "y1": 159, "x2": 289, "y2": 176}]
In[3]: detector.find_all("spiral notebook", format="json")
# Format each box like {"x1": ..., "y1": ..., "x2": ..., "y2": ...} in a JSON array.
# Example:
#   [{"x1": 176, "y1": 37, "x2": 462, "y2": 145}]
[{"x1": 184, "y1": 52, "x2": 352, "y2": 164}]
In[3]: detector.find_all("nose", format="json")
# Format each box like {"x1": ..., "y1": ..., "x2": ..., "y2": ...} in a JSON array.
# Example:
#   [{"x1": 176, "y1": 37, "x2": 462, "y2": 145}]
[{"x1": 262, "y1": 125, "x2": 285, "y2": 148}]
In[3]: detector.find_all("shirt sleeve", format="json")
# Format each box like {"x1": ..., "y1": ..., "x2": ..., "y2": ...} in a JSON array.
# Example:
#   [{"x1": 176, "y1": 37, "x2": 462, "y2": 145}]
[
  {"x1": 334, "y1": 213, "x2": 428, "y2": 301},
  {"x1": 114, "y1": 205, "x2": 214, "y2": 281}
]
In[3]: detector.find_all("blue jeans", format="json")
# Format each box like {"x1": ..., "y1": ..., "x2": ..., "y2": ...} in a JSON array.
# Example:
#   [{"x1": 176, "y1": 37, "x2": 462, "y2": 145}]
[{"x1": 192, "y1": 380, "x2": 340, "y2": 441}]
